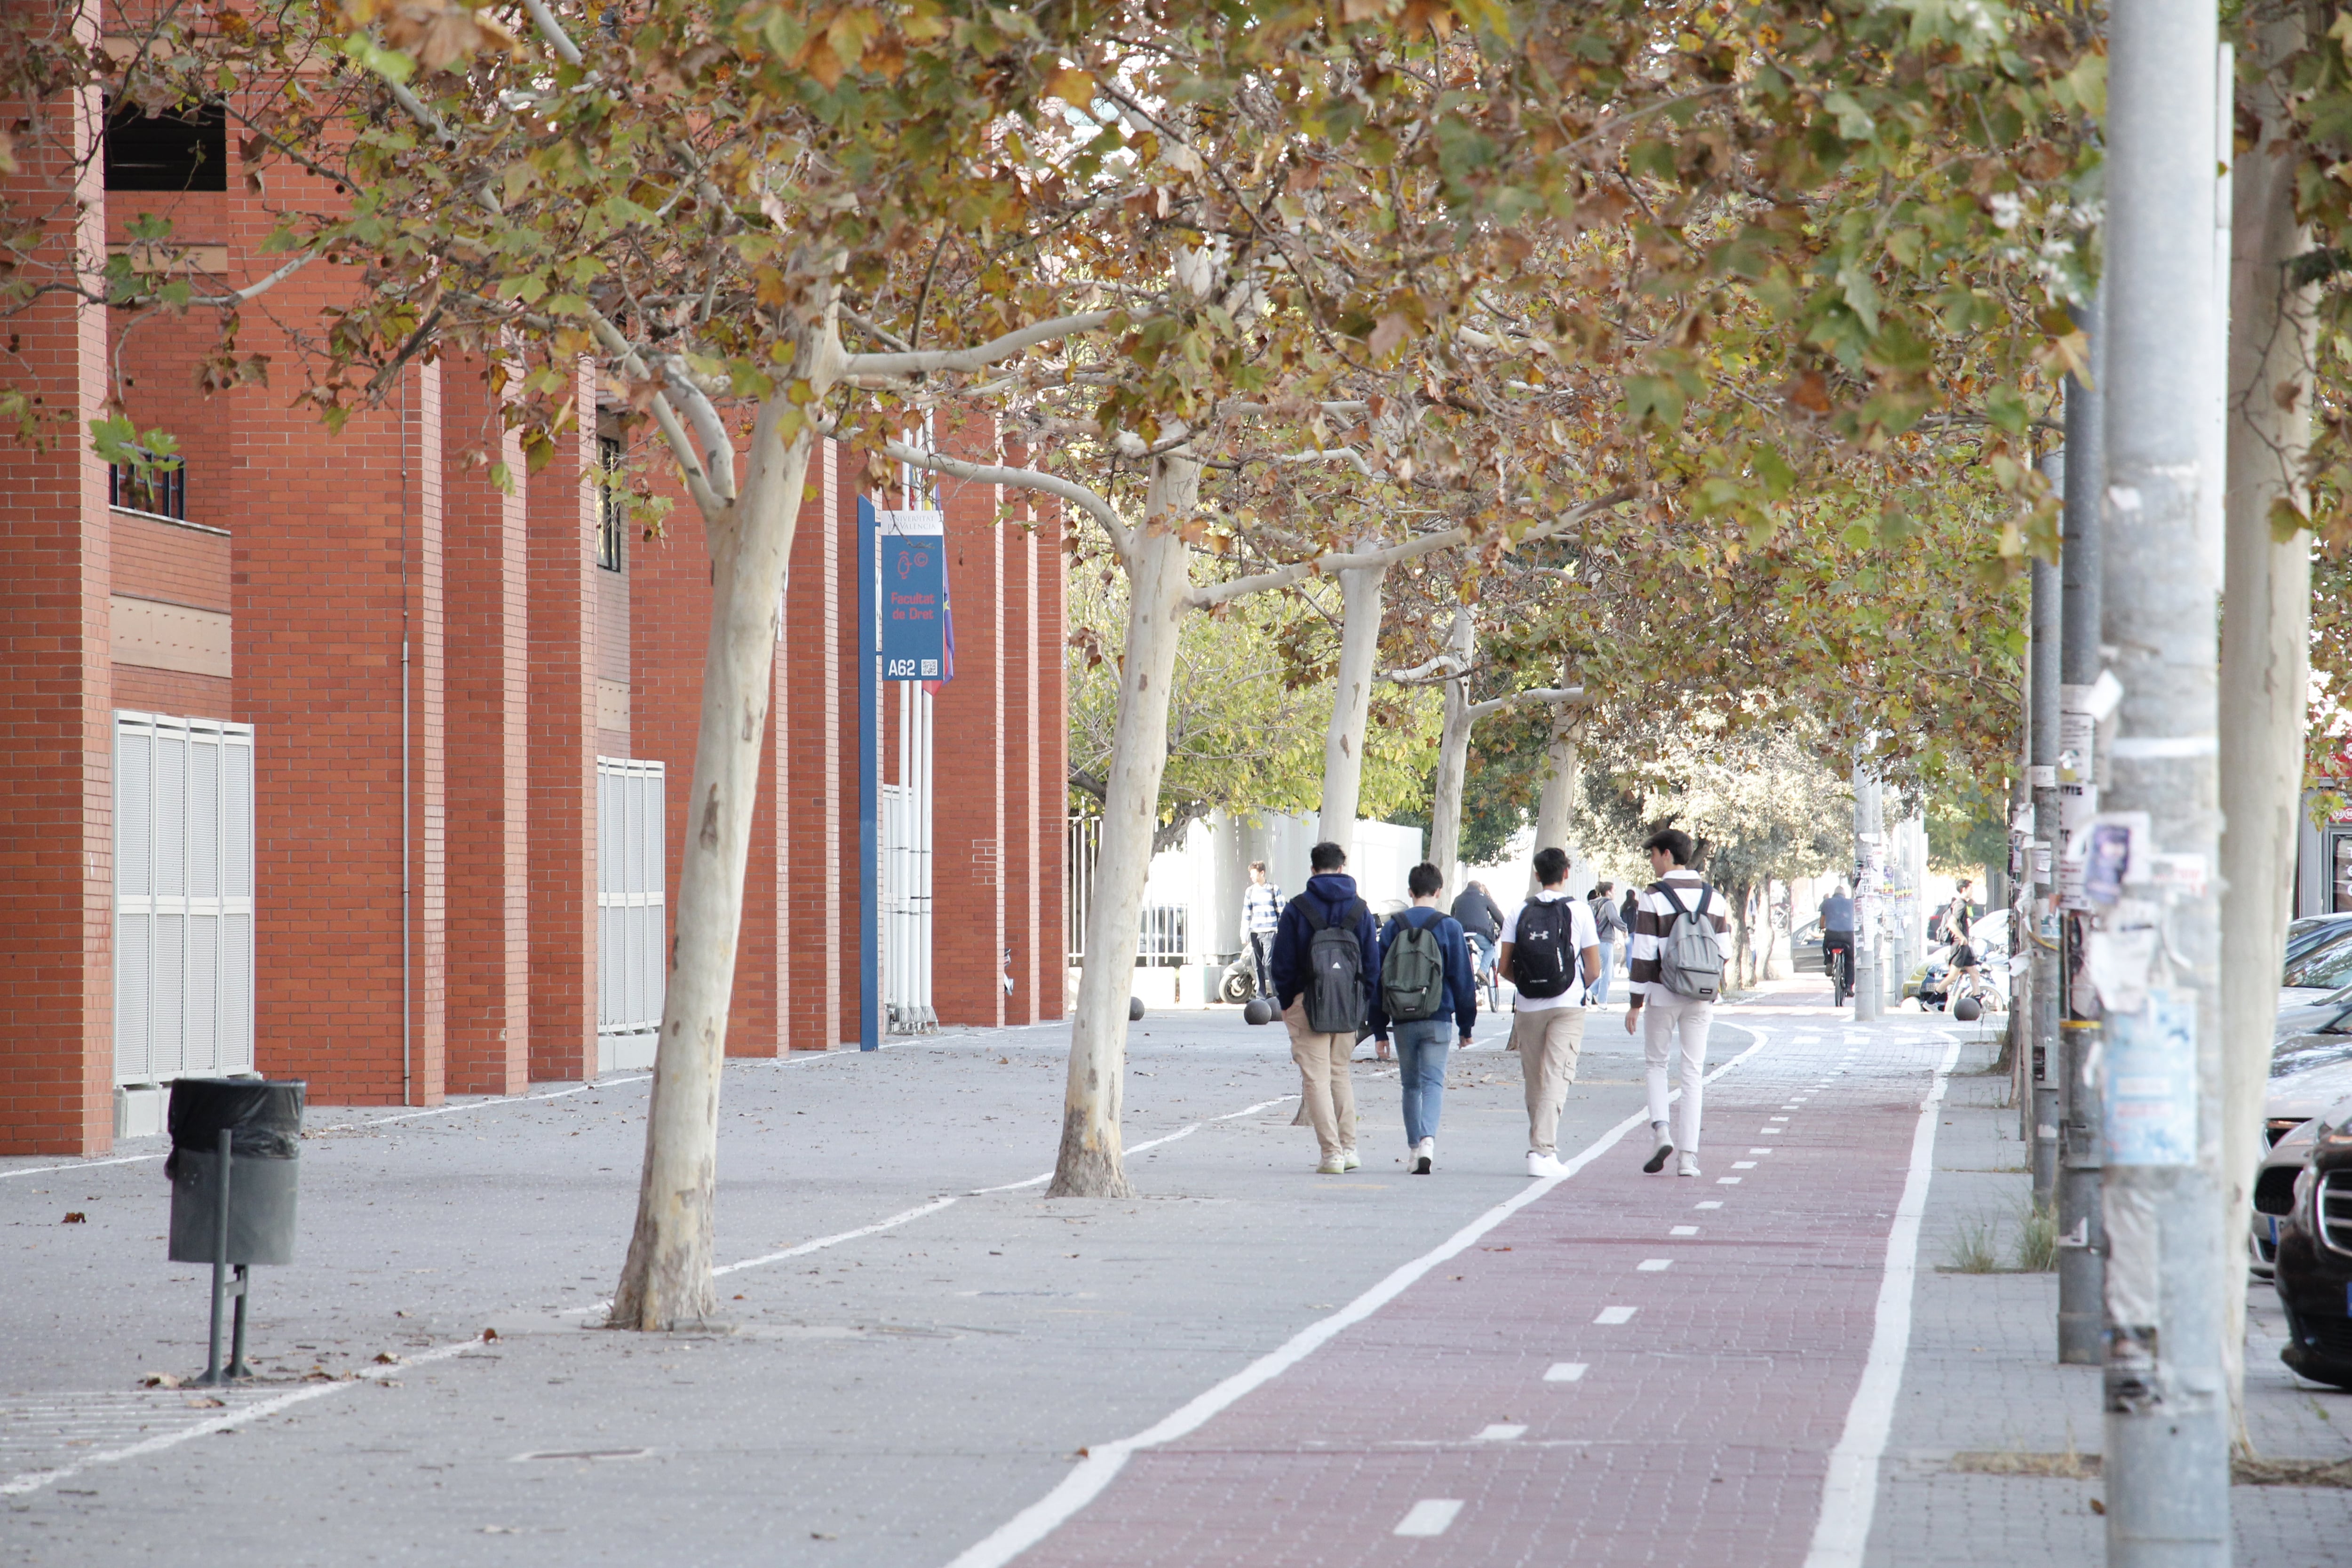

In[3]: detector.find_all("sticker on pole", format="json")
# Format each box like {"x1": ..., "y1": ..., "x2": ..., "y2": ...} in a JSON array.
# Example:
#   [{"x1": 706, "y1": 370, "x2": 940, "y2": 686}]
[
  {"x1": 877, "y1": 509, "x2": 949, "y2": 682},
  {"x1": 2103, "y1": 986, "x2": 2197, "y2": 1167}
]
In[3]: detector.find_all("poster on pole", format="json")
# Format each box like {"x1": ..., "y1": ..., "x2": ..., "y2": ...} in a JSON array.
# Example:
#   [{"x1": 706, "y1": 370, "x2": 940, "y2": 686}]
[
  {"x1": 2102, "y1": 986, "x2": 2198, "y2": 1166},
  {"x1": 877, "y1": 509, "x2": 952, "y2": 682}
]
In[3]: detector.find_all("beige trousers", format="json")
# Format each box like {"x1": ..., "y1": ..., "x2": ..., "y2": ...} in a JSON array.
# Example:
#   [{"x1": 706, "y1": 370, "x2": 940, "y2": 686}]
[
  {"x1": 1283, "y1": 999, "x2": 1359, "y2": 1160},
  {"x1": 1512, "y1": 1006, "x2": 1587, "y2": 1157}
]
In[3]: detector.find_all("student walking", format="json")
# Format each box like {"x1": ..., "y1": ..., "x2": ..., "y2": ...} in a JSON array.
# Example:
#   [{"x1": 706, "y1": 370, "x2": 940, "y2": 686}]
[
  {"x1": 1269, "y1": 842, "x2": 1380, "y2": 1175},
  {"x1": 1241, "y1": 860, "x2": 1283, "y2": 997},
  {"x1": 1498, "y1": 846, "x2": 1601, "y2": 1177},
  {"x1": 1369, "y1": 863, "x2": 1477, "y2": 1174},
  {"x1": 1588, "y1": 881, "x2": 1625, "y2": 1006},
  {"x1": 1624, "y1": 828, "x2": 1732, "y2": 1177}
]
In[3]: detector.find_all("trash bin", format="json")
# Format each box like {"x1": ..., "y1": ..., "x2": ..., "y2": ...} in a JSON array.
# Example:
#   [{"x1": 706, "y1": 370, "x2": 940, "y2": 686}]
[{"x1": 166, "y1": 1078, "x2": 305, "y2": 1266}]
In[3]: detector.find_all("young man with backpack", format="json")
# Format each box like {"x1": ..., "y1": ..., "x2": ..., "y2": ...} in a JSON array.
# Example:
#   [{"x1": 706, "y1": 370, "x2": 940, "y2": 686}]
[
  {"x1": 1268, "y1": 841, "x2": 1381, "y2": 1175},
  {"x1": 1588, "y1": 880, "x2": 1625, "y2": 1006},
  {"x1": 1368, "y1": 862, "x2": 1477, "y2": 1174},
  {"x1": 1624, "y1": 827, "x2": 1733, "y2": 1177},
  {"x1": 1497, "y1": 846, "x2": 1602, "y2": 1178}
]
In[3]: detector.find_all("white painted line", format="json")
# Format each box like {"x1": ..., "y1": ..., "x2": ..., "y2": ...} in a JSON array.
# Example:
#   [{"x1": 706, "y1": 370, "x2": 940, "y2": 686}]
[
  {"x1": 2, "y1": 1335, "x2": 488, "y2": 1496},
  {"x1": 1594, "y1": 1305, "x2": 1637, "y2": 1325},
  {"x1": 334, "y1": 1074, "x2": 654, "y2": 1130},
  {"x1": 1474, "y1": 1424, "x2": 1527, "y2": 1441},
  {"x1": 1803, "y1": 1033, "x2": 1964, "y2": 1568},
  {"x1": 1394, "y1": 1499, "x2": 1465, "y2": 1537},
  {"x1": 1669, "y1": 1225, "x2": 1698, "y2": 1237},
  {"x1": 1716, "y1": 1177, "x2": 1742, "y2": 1185},
  {"x1": 0, "y1": 1153, "x2": 163, "y2": 1180},
  {"x1": 714, "y1": 1196, "x2": 963, "y2": 1277},
  {"x1": 1733, "y1": 1161, "x2": 1757, "y2": 1170},
  {"x1": 941, "y1": 1028, "x2": 1772, "y2": 1568},
  {"x1": 967, "y1": 1097, "x2": 1296, "y2": 1195},
  {"x1": 1636, "y1": 1259, "x2": 1672, "y2": 1272},
  {"x1": 1543, "y1": 1362, "x2": 1589, "y2": 1383},
  {"x1": 1695, "y1": 1201, "x2": 1723, "y2": 1210},
  {"x1": 1749, "y1": 1148, "x2": 1774, "y2": 1155}
]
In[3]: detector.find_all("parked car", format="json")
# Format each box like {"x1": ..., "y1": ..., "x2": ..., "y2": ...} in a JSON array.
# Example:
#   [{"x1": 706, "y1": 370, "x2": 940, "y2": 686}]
[
  {"x1": 2287, "y1": 913, "x2": 2352, "y2": 966},
  {"x1": 2249, "y1": 1059, "x2": 2352, "y2": 1279},
  {"x1": 2282, "y1": 925, "x2": 2352, "y2": 1010},
  {"x1": 1791, "y1": 918, "x2": 1824, "y2": 975},
  {"x1": 2268, "y1": 1097, "x2": 2352, "y2": 1390}
]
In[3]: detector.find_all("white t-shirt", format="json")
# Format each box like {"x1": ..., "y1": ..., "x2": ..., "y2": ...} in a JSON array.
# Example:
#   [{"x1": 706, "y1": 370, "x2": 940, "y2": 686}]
[{"x1": 1501, "y1": 889, "x2": 1600, "y2": 1012}]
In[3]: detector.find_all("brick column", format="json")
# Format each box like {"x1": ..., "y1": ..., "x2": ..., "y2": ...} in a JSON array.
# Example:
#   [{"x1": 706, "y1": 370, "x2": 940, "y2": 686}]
[
  {"x1": 783, "y1": 441, "x2": 843, "y2": 1049},
  {"x1": 1038, "y1": 507, "x2": 1070, "y2": 1018},
  {"x1": 442, "y1": 358, "x2": 529, "y2": 1094},
  {"x1": 1000, "y1": 502, "x2": 1040, "y2": 1024},
  {"x1": 836, "y1": 466, "x2": 868, "y2": 1035},
  {"x1": 930, "y1": 421, "x2": 1005, "y2": 1026},
  {"x1": 0, "y1": 75, "x2": 113, "y2": 1154},
  {"x1": 528, "y1": 365, "x2": 598, "y2": 1082}
]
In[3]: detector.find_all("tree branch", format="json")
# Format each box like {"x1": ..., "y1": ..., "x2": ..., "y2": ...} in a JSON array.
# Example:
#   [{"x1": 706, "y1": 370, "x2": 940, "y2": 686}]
[
  {"x1": 844, "y1": 312, "x2": 1127, "y2": 377},
  {"x1": 659, "y1": 355, "x2": 739, "y2": 503},
  {"x1": 882, "y1": 438, "x2": 1133, "y2": 562},
  {"x1": 1467, "y1": 686, "x2": 1587, "y2": 719},
  {"x1": 1185, "y1": 489, "x2": 1632, "y2": 611},
  {"x1": 517, "y1": 0, "x2": 585, "y2": 64},
  {"x1": 586, "y1": 309, "x2": 728, "y2": 520}
]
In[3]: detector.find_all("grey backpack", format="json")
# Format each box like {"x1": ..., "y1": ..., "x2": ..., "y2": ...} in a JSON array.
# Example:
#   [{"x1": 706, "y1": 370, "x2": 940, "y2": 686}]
[
  {"x1": 1300, "y1": 898, "x2": 1369, "y2": 1034},
  {"x1": 1655, "y1": 884, "x2": 1724, "y2": 1001}
]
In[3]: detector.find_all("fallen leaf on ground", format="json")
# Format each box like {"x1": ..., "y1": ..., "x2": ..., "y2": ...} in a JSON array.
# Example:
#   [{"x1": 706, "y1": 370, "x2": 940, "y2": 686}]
[
  {"x1": 373, "y1": 1352, "x2": 402, "y2": 1365},
  {"x1": 142, "y1": 1373, "x2": 183, "y2": 1389}
]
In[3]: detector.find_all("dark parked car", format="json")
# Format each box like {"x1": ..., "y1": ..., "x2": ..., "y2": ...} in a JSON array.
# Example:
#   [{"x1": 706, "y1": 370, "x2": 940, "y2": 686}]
[{"x1": 2270, "y1": 1098, "x2": 2352, "y2": 1390}]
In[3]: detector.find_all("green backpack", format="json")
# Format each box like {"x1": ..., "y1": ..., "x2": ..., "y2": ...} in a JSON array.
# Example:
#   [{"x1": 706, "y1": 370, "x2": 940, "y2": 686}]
[{"x1": 1380, "y1": 912, "x2": 1448, "y2": 1023}]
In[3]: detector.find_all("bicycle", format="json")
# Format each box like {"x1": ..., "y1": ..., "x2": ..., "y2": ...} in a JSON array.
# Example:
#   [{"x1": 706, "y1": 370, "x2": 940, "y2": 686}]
[
  {"x1": 1466, "y1": 931, "x2": 1502, "y2": 1015},
  {"x1": 1823, "y1": 939, "x2": 1853, "y2": 1007}
]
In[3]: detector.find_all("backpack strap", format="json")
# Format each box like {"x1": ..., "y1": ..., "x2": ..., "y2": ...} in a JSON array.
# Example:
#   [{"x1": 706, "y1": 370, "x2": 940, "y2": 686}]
[
  {"x1": 1300, "y1": 899, "x2": 1329, "y2": 933},
  {"x1": 1656, "y1": 884, "x2": 1689, "y2": 920}
]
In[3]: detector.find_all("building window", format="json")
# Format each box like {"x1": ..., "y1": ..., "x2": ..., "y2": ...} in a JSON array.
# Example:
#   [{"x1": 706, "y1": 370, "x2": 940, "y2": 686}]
[
  {"x1": 111, "y1": 456, "x2": 186, "y2": 521},
  {"x1": 103, "y1": 100, "x2": 229, "y2": 193},
  {"x1": 597, "y1": 436, "x2": 624, "y2": 571}
]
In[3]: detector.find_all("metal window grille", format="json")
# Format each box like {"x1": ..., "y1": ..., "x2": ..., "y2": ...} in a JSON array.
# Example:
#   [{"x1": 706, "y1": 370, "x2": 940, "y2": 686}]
[
  {"x1": 1065, "y1": 813, "x2": 1100, "y2": 966},
  {"x1": 114, "y1": 711, "x2": 254, "y2": 1086},
  {"x1": 596, "y1": 437, "x2": 624, "y2": 571},
  {"x1": 110, "y1": 454, "x2": 186, "y2": 521},
  {"x1": 596, "y1": 757, "x2": 665, "y2": 1041}
]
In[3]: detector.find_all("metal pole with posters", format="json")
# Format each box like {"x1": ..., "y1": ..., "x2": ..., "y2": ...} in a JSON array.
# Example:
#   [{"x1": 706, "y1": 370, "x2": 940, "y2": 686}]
[
  {"x1": 2099, "y1": 0, "x2": 2229, "y2": 1554},
  {"x1": 2030, "y1": 452, "x2": 2064, "y2": 1208}
]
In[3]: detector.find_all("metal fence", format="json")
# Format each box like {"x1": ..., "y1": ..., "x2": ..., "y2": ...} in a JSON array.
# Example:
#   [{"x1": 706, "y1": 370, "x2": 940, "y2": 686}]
[{"x1": 1064, "y1": 813, "x2": 1197, "y2": 968}]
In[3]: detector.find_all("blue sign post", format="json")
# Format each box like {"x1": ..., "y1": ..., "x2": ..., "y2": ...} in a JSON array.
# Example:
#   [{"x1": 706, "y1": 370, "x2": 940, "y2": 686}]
[{"x1": 856, "y1": 501, "x2": 951, "y2": 1051}]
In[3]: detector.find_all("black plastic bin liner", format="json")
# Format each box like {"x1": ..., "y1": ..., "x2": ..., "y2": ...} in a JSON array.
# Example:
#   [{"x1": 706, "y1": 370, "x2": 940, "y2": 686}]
[{"x1": 165, "y1": 1079, "x2": 305, "y2": 1176}]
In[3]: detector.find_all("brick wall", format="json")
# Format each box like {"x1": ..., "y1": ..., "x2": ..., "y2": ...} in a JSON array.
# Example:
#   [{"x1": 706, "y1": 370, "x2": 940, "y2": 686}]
[
  {"x1": 0, "y1": 72, "x2": 114, "y2": 1154},
  {"x1": 783, "y1": 441, "x2": 843, "y2": 1049}
]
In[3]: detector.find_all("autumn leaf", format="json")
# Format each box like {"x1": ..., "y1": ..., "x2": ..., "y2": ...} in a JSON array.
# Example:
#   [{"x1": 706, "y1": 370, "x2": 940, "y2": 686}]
[{"x1": 1044, "y1": 66, "x2": 1096, "y2": 110}]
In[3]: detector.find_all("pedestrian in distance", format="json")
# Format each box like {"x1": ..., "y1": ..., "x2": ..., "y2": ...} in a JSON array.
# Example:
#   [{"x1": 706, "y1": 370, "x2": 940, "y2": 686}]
[
  {"x1": 1241, "y1": 860, "x2": 1283, "y2": 998},
  {"x1": 1268, "y1": 841, "x2": 1380, "y2": 1175},
  {"x1": 1625, "y1": 828, "x2": 1732, "y2": 1177},
  {"x1": 1588, "y1": 880, "x2": 1625, "y2": 1007},
  {"x1": 1369, "y1": 862, "x2": 1478, "y2": 1175},
  {"x1": 1497, "y1": 846, "x2": 1602, "y2": 1178},
  {"x1": 1450, "y1": 877, "x2": 1504, "y2": 980}
]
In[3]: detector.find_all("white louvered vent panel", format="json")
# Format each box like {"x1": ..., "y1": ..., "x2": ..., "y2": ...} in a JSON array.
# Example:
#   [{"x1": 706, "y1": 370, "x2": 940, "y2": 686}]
[
  {"x1": 219, "y1": 910, "x2": 254, "y2": 1074},
  {"x1": 183, "y1": 915, "x2": 220, "y2": 1075},
  {"x1": 115, "y1": 910, "x2": 151, "y2": 1084},
  {"x1": 150, "y1": 911, "x2": 186, "y2": 1081},
  {"x1": 595, "y1": 758, "x2": 666, "y2": 1039},
  {"x1": 117, "y1": 724, "x2": 152, "y2": 900},
  {"x1": 152, "y1": 725, "x2": 187, "y2": 898},
  {"x1": 114, "y1": 712, "x2": 256, "y2": 1087},
  {"x1": 222, "y1": 738, "x2": 253, "y2": 900},
  {"x1": 187, "y1": 730, "x2": 220, "y2": 899}
]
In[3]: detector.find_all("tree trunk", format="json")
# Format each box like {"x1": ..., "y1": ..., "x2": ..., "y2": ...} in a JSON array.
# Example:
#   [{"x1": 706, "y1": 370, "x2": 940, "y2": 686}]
[
  {"x1": 1052, "y1": 453, "x2": 1204, "y2": 1198},
  {"x1": 1528, "y1": 701, "x2": 1582, "y2": 894},
  {"x1": 2219, "y1": 10, "x2": 2318, "y2": 1440},
  {"x1": 1316, "y1": 554, "x2": 1389, "y2": 851},
  {"x1": 612, "y1": 395, "x2": 817, "y2": 1329},
  {"x1": 1427, "y1": 609, "x2": 1478, "y2": 893}
]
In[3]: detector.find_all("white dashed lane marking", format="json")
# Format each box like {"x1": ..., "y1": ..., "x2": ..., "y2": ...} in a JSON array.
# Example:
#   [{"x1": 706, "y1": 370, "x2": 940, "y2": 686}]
[
  {"x1": 1395, "y1": 1500, "x2": 1465, "y2": 1537},
  {"x1": 1637, "y1": 1258, "x2": 1672, "y2": 1272},
  {"x1": 1669, "y1": 1225, "x2": 1698, "y2": 1236},
  {"x1": 1595, "y1": 1306, "x2": 1638, "y2": 1325},
  {"x1": 1475, "y1": 1424, "x2": 1527, "y2": 1441},
  {"x1": 1543, "y1": 1362, "x2": 1589, "y2": 1383}
]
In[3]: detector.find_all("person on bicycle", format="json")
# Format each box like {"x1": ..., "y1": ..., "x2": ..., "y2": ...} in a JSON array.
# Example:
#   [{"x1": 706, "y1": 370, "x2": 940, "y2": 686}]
[
  {"x1": 1451, "y1": 879, "x2": 1505, "y2": 986},
  {"x1": 1819, "y1": 883, "x2": 1856, "y2": 1003}
]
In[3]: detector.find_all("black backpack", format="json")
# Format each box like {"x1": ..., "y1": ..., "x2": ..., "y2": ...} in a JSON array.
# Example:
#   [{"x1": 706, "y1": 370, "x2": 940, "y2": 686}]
[
  {"x1": 1511, "y1": 898, "x2": 1576, "y2": 1000},
  {"x1": 1300, "y1": 897, "x2": 1369, "y2": 1034}
]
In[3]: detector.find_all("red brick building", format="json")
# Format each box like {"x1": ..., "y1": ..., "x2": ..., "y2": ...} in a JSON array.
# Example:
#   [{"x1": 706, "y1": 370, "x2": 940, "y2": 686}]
[{"x1": 0, "y1": 93, "x2": 1067, "y2": 1156}]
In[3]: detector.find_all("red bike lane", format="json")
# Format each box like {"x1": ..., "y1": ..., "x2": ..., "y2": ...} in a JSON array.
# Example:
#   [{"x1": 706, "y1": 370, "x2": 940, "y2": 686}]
[{"x1": 1000, "y1": 1019, "x2": 1955, "y2": 1568}]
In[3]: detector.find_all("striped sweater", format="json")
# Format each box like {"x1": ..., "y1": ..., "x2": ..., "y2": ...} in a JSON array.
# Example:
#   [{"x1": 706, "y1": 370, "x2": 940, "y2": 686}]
[{"x1": 1626, "y1": 870, "x2": 1732, "y2": 1003}]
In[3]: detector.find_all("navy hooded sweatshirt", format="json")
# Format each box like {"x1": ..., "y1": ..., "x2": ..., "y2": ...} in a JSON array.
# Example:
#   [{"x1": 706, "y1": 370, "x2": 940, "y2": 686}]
[{"x1": 1268, "y1": 872, "x2": 1381, "y2": 1018}]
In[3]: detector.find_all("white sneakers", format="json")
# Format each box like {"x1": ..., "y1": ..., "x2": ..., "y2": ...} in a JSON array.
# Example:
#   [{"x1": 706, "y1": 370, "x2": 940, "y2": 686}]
[
  {"x1": 1642, "y1": 1123, "x2": 1674, "y2": 1175},
  {"x1": 1412, "y1": 1138, "x2": 1434, "y2": 1175},
  {"x1": 1341, "y1": 1147, "x2": 1362, "y2": 1172},
  {"x1": 1678, "y1": 1153, "x2": 1702, "y2": 1178},
  {"x1": 1526, "y1": 1150, "x2": 1565, "y2": 1178},
  {"x1": 1317, "y1": 1154, "x2": 1347, "y2": 1175}
]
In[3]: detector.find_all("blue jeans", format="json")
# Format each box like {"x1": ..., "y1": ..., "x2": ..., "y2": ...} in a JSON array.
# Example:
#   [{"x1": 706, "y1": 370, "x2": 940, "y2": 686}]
[
  {"x1": 1394, "y1": 1020, "x2": 1451, "y2": 1146},
  {"x1": 1591, "y1": 942, "x2": 1614, "y2": 1005}
]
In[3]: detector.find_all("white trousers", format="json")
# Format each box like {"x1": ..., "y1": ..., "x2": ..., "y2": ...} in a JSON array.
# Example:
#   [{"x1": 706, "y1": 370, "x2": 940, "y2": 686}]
[{"x1": 1642, "y1": 991, "x2": 1714, "y2": 1152}]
